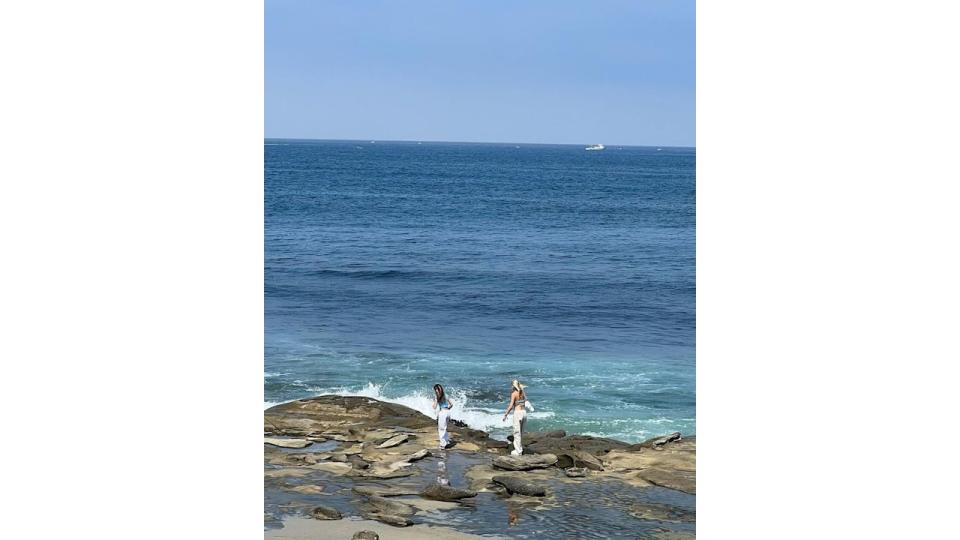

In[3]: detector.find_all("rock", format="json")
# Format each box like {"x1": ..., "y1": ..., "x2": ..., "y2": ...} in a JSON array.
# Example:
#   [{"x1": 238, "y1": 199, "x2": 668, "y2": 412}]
[
  {"x1": 398, "y1": 448, "x2": 430, "y2": 462},
  {"x1": 565, "y1": 467, "x2": 588, "y2": 478},
  {"x1": 491, "y1": 475, "x2": 547, "y2": 497},
  {"x1": 362, "y1": 512, "x2": 412, "y2": 527},
  {"x1": 420, "y1": 483, "x2": 478, "y2": 501},
  {"x1": 486, "y1": 440, "x2": 510, "y2": 449},
  {"x1": 637, "y1": 467, "x2": 696, "y2": 494},
  {"x1": 361, "y1": 496, "x2": 416, "y2": 527},
  {"x1": 347, "y1": 454, "x2": 370, "y2": 469},
  {"x1": 287, "y1": 484, "x2": 324, "y2": 494},
  {"x1": 554, "y1": 450, "x2": 602, "y2": 470},
  {"x1": 507, "y1": 430, "x2": 566, "y2": 443},
  {"x1": 264, "y1": 437, "x2": 313, "y2": 449},
  {"x1": 629, "y1": 502, "x2": 695, "y2": 523},
  {"x1": 527, "y1": 435, "x2": 630, "y2": 457},
  {"x1": 352, "y1": 486, "x2": 421, "y2": 497},
  {"x1": 308, "y1": 462, "x2": 353, "y2": 475},
  {"x1": 570, "y1": 451, "x2": 604, "y2": 471},
  {"x1": 352, "y1": 532, "x2": 379, "y2": 540},
  {"x1": 631, "y1": 432, "x2": 682, "y2": 451},
  {"x1": 365, "y1": 496, "x2": 416, "y2": 516},
  {"x1": 310, "y1": 505, "x2": 341, "y2": 520},
  {"x1": 376, "y1": 434, "x2": 410, "y2": 448},
  {"x1": 492, "y1": 453, "x2": 558, "y2": 471},
  {"x1": 264, "y1": 467, "x2": 314, "y2": 478},
  {"x1": 349, "y1": 468, "x2": 417, "y2": 479}
]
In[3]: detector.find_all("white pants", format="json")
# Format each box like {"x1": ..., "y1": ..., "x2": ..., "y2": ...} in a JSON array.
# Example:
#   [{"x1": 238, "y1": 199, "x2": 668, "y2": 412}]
[
  {"x1": 512, "y1": 407, "x2": 526, "y2": 454},
  {"x1": 437, "y1": 408, "x2": 451, "y2": 447}
]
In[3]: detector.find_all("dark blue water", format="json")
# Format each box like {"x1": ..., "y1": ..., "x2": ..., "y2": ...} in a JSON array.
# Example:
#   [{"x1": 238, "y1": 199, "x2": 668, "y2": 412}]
[{"x1": 265, "y1": 140, "x2": 695, "y2": 442}]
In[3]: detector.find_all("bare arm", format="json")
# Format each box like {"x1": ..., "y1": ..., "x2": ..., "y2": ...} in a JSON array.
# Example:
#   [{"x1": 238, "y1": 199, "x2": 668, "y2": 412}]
[{"x1": 502, "y1": 391, "x2": 518, "y2": 421}]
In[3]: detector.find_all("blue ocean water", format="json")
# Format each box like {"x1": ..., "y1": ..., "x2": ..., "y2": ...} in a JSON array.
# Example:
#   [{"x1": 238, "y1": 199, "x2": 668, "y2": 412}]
[{"x1": 265, "y1": 140, "x2": 695, "y2": 442}]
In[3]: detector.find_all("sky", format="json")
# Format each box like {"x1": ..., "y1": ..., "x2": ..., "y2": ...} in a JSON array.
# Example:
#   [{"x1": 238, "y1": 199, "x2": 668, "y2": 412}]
[{"x1": 265, "y1": 1, "x2": 695, "y2": 147}]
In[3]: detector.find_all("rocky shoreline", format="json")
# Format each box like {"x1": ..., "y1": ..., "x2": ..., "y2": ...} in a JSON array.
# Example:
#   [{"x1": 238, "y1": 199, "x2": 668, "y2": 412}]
[{"x1": 265, "y1": 396, "x2": 695, "y2": 539}]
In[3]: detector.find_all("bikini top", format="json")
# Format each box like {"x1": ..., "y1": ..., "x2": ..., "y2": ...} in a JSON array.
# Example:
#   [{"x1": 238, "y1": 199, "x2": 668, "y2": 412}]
[{"x1": 438, "y1": 398, "x2": 451, "y2": 409}]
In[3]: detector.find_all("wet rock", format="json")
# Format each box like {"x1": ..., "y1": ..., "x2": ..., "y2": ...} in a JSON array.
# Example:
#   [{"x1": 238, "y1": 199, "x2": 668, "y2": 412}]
[
  {"x1": 307, "y1": 462, "x2": 353, "y2": 475},
  {"x1": 420, "y1": 484, "x2": 478, "y2": 501},
  {"x1": 637, "y1": 467, "x2": 696, "y2": 494},
  {"x1": 349, "y1": 467, "x2": 417, "y2": 479},
  {"x1": 310, "y1": 505, "x2": 342, "y2": 520},
  {"x1": 398, "y1": 448, "x2": 430, "y2": 462},
  {"x1": 376, "y1": 434, "x2": 410, "y2": 448},
  {"x1": 352, "y1": 532, "x2": 379, "y2": 540},
  {"x1": 565, "y1": 467, "x2": 588, "y2": 478},
  {"x1": 286, "y1": 484, "x2": 324, "y2": 494},
  {"x1": 264, "y1": 437, "x2": 313, "y2": 449},
  {"x1": 492, "y1": 475, "x2": 547, "y2": 497},
  {"x1": 347, "y1": 454, "x2": 370, "y2": 469},
  {"x1": 571, "y1": 451, "x2": 604, "y2": 471},
  {"x1": 365, "y1": 495, "x2": 416, "y2": 516},
  {"x1": 352, "y1": 486, "x2": 421, "y2": 497},
  {"x1": 507, "y1": 430, "x2": 566, "y2": 443},
  {"x1": 362, "y1": 512, "x2": 412, "y2": 527},
  {"x1": 527, "y1": 435, "x2": 630, "y2": 457},
  {"x1": 629, "y1": 502, "x2": 695, "y2": 523},
  {"x1": 361, "y1": 496, "x2": 415, "y2": 526},
  {"x1": 264, "y1": 467, "x2": 313, "y2": 478},
  {"x1": 487, "y1": 440, "x2": 510, "y2": 449},
  {"x1": 492, "y1": 453, "x2": 558, "y2": 471}
]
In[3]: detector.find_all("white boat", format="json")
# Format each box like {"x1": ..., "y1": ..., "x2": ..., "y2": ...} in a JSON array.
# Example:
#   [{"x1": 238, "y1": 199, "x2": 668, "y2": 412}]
[{"x1": 585, "y1": 144, "x2": 605, "y2": 151}]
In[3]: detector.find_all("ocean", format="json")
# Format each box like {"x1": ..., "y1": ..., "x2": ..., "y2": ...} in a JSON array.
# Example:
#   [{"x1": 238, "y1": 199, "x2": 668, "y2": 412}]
[{"x1": 265, "y1": 139, "x2": 695, "y2": 442}]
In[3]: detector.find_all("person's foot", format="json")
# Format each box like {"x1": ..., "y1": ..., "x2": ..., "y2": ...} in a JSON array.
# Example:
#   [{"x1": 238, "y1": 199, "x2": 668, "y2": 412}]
[{"x1": 510, "y1": 450, "x2": 520, "y2": 456}]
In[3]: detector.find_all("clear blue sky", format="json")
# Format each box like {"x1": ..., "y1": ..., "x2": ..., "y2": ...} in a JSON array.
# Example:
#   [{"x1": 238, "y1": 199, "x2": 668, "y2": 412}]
[{"x1": 266, "y1": 1, "x2": 694, "y2": 147}]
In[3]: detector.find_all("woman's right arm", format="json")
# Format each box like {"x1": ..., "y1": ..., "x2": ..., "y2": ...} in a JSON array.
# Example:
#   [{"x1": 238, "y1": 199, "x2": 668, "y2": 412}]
[{"x1": 502, "y1": 391, "x2": 517, "y2": 421}]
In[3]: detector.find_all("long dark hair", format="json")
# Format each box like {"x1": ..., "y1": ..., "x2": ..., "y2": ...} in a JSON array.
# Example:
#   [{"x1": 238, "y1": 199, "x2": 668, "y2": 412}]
[{"x1": 433, "y1": 384, "x2": 445, "y2": 403}]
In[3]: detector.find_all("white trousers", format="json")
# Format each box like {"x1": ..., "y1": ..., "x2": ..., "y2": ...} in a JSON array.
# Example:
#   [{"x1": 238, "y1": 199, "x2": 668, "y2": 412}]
[
  {"x1": 512, "y1": 407, "x2": 526, "y2": 454},
  {"x1": 437, "y1": 408, "x2": 451, "y2": 447}
]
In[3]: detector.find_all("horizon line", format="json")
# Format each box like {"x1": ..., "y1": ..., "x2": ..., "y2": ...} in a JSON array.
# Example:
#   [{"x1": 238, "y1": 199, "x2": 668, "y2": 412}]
[{"x1": 264, "y1": 136, "x2": 695, "y2": 150}]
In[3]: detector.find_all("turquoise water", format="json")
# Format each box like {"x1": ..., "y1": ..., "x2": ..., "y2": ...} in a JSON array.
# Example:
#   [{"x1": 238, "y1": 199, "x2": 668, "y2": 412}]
[{"x1": 265, "y1": 140, "x2": 695, "y2": 442}]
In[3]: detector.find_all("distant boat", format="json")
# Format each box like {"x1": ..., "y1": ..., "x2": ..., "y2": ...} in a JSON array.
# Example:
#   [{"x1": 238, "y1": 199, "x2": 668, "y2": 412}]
[
  {"x1": 657, "y1": 148, "x2": 663, "y2": 151},
  {"x1": 585, "y1": 144, "x2": 605, "y2": 151}
]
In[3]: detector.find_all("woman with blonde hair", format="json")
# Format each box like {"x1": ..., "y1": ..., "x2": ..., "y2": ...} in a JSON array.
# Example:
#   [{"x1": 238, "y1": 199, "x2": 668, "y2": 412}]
[{"x1": 502, "y1": 379, "x2": 529, "y2": 456}]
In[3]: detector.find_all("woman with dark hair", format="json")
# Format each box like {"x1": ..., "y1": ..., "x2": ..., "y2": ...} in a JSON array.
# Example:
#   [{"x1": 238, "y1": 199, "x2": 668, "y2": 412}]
[{"x1": 432, "y1": 383, "x2": 454, "y2": 449}]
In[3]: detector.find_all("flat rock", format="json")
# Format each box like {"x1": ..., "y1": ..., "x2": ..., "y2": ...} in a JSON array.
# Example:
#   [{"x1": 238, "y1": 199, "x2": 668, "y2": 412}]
[
  {"x1": 362, "y1": 512, "x2": 412, "y2": 527},
  {"x1": 492, "y1": 453, "x2": 558, "y2": 471},
  {"x1": 264, "y1": 467, "x2": 314, "y2": 478},
  {"x1": 311, "y1": 505, "x2": 342, "y2": 520},
  {"x1": 564, "y1": 467, "x2": 588, "y2": 478},
  {"x1": 352, "y1": 486, "x2": 421, "y2": 497},
  {"x1": 420, "y1": 483, "x2": 478, "y2": 501},
  {"x1": 491, "y1": 475, "x2": 547, "y2": 497},
  {"x1": 365, "y1": 495, "x2": 416, "y2": 516},
  {"x1": 632, "y1": 432, "x2": 683, "y2": 451},
  {"x1": 527, "y1": 435, "x2": 630, "y2": 457},
  {"x1": 507, "y1": 430, "x2": 566, "y2": 443},
  {"x1": 352, "y1": 532, "x2": 379, "y2": 540},
  {"x1": 264, "y1": 437, "x2": 313, "y2": 449},
  {"x1": 398, "y1": 448, "x2": 430, "y2": 462},
  {"x1": 287, "y1": 484, "x2": 324, "y2": 494},
  {"x1": 377, "y1": 434, "x2": 410, "y2": 449},
  {"x1": 637, "y1": 467, "x2": 696, "y2": 494},
  {"x1": 308, "y1": 462, "x2": 353, "y2": 475},
  {"x1": 350, "y1": 468, "x2": 417, "y2": 479},
  {"x1": 629, "y1": 501, "x2": 695, "y2": 523}
]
